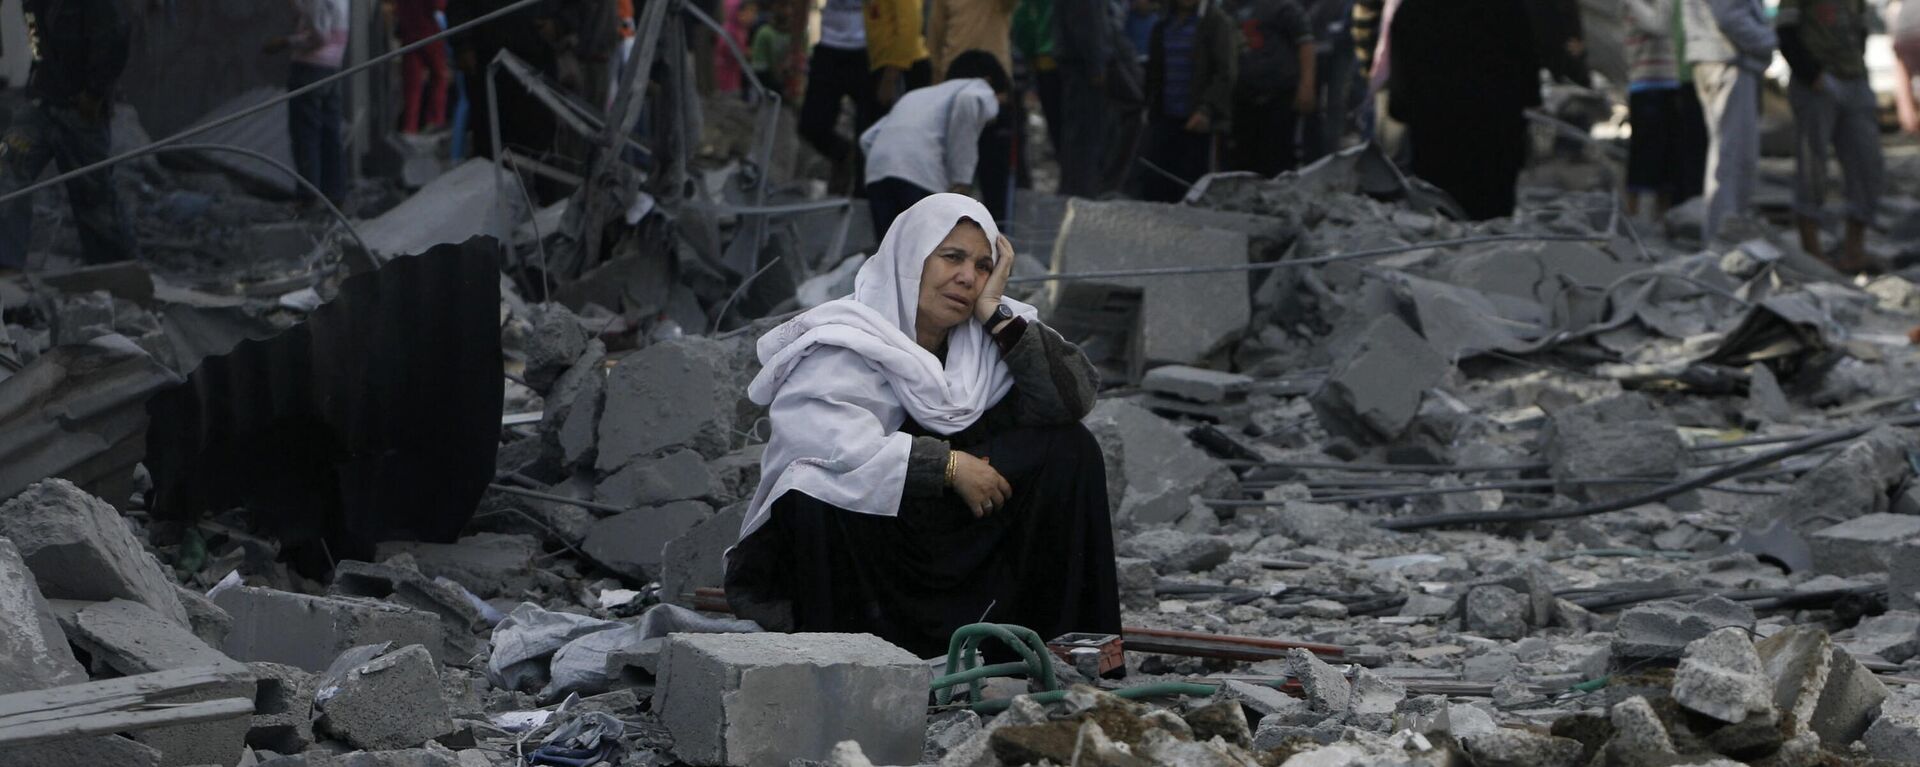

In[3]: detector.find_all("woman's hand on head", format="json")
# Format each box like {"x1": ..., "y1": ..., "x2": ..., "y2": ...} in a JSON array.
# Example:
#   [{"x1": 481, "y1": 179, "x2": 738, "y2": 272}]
[
  {"x1": 974, "y1": 236, "x2": 1015, "y2": 325},
  {"x1": 950, "y1": 452, "x2": 1011, "y2": 518}
]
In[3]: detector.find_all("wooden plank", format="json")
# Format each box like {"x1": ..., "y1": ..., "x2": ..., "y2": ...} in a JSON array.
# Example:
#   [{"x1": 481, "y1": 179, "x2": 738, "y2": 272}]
[
  {"x1": 0, "y1": 666, "x2": 254, "y2": 748},
  {"x1": 0, "y1": 698, "x2": 254, "y2": 749}
]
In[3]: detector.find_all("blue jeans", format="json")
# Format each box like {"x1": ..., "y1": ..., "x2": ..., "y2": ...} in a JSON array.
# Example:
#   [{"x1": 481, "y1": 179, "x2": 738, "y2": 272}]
[
  {"x1": 0, "y1": 102, "x2": 139, "y2": 268},
  {"x1": 288, "y1": 62, "x2": 347, "y2": 204}
]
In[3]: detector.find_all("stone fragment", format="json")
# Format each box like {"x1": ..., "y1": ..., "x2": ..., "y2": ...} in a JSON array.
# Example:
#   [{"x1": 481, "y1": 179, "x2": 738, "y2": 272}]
[
  {"x1": 656, "y1": 632, "x2": 928, "y2": 767},
  {"x1": 316, "y1": 645, "x2": 455, "y2": 751},
  {"x1": 0, "y1": 479, "x2": 190, "y2": 627},
  {"x1": 1115, "y1": 557, "x2": 1157, "y2": 609},
  {"x1": 1757, "y1": 426, "x2": 1914, "y2": 533},
  {"x1": 174, "y1": 583, "x2": 234, "y2": 649},
  {"x1": 1672, "y1": 627, "x2": 1774, "y2": 724},
  {"x1": 1309, "y1": 314, "x2": 1448, "y2": 444},
  {"x1": 1839, "y1": 611, "x2": 1920, "y2": 663},
  {"x1": 213, "y1": 586, "x2": 443, "y2": 672},
  {"x1": 924, "y1": 710, "x2": 982, "y2": 762},
  {"x1": 1184, "y1": 700, "x2": 1253, "y2": 747},
  {"x1": 373, "y1": 533, "x2": 539, "y2": 599},
  {"x1": 1755, "y1": 626, "x2": 1833, "y2": 738},
  {"x1": 659, "y1": 502, "x2": 747, "y2": 607},
  {"x1": 597, "y1": 337, "x2": 739, "y2": 469},
  {"x1": 1544, "y1": 395, "x2": 1685, "y2": 502},
  {"x1": 0, "y1": 735, "x2": 162, "y2": 767},
  {"x1": 1049, "y1": 198, "x2": 1251, "y2": 366},
  {"x1": 992, "y1": 719, "x2": 1148, "y2": 767},
  {"x1": 330, "y1": 559, "x2": 486, "y2": 661},
  {"x1": 1611, "y1": 596, "x2": 1755, "y2": 663},
  {"x1": 1082, "y1": 400, "x2": 1236, "y2": 526},
  {"x1": 53, "y1": 599, "x2": 253, "y2": 767},
  {"x1": 1286, "y1": 648, "x2": 1350, "y2": 715},
  {"x1": 1462, "y1": 729, "x2": 1584, "y2": 767},
  {"x1": 1398, "y1": 594, "x2": 1454, "y2": 618},
  {"x1": 0, "y1": 538, "x2": 87, "y2": 693},
  {"x1": 1809, "y1": 646, "x2": 1888, "y2": 746},
  {"x1": 1808, "y1": 513, "x2": 1920, "y2": 577},
  {"x1": 1260, "y1": 502, "x2": 1371, "y2": 547},
  {"x1": 1220, "y1": 680, "x2": 1304, "y2": 718},
  {"x1": 1607, "y1": 696, "x2": 1674, "y2": 758},
  {"x1": 246, "y1": 661, "x2": 316, "y2": 753},
  {"x1": 556, "y1": 353, "x2": 605, "y2": 469},
  {"x1": 521, "y1": 303, "x2": 586, "y2": 392},
  {"x1": 1349, "y1": 669, "x2": 1405, "y2": 716},
  {"x1": 1120, "y1": 529, "x2": 1233, "y2": 574},
  {"x1": 582, "y1": 500, "x2": 713, "y2": 583},
  {"x1": 1463, "y1": 585, "x2": 1529, "y2": 640},
  {"x1": 1865, "y1": 711, "x2": 1920, "y2": 763},
  {"x1": 1896, "y1": 542, "x2": 1920, "y2": 612},
  {"x1": 595, "y1": 449, "x2": 713, "y2": 507},
  {"x1": 1141, "y1": 365, "x2": 1255, "y2": 403}
]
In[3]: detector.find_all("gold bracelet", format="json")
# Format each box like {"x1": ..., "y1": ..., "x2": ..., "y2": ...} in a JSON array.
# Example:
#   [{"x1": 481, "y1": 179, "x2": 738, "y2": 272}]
[{"x1": 945, "y1": 452, "x2": 957, "y2": 487}]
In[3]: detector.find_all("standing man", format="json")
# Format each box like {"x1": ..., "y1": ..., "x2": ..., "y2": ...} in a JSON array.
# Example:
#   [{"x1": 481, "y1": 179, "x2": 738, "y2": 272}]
[
  {"x1": 868, "y1": 0, "x2": 934, "y2": 114},
  {"x1": 929, "y1": 0, "x2": 1017, "y2": 223},
  {"x1": 1300, "y1": 0, "x2": 1354, "y2": 161},
  {"x1": 1055, "y1": 0, "x2": 1118, "y2": 197},
  {"x1": 1141, "y1": 0, "x2": 1235, "y2": 202},
  {"x1": 1389, "y1": 0, "x2": 1538, "y2": 220},
  {"x1": 797, "y1": 0, "x2": 874, "y2": 195},
  {"x1": 1682, "y1": 0, "x2": 1776, "y2": 244},
  {"x1": 1228, "y1": 0, "x2": 1316, "y2": 176},
  {"x1": 0, "y1": 0, "x2": 140, "y2": 271},
  {"x1": 269, "y1": 0, "x2": 351, "y2": 207},
  {"x1": 1778, "y1": 0, "x2": 1882, "y2": 271}
]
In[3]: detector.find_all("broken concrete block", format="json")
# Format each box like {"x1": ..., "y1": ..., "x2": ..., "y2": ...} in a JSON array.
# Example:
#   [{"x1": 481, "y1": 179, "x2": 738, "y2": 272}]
[
  {"x1": 175, "y1": 583, "x2": 234, "y2": 650},
  {"x1": 657, "y1": 633, "x2": 928, "y2": 766},
  {"x1": 1808, "y1": 513, "x2": 1920, "y2": 577},
  {"x1": 214, "y1": 586, "x2": 443, "y2": 672},
  {"x1": 1119, "y1": 529, "x2": 1232, "y2": 574},
  {"x1": 53, "y1": 599, "x2": 254, "y2": 767},
  {"x1": 1607, "y1": 696, "x2": 1675, "y2": 758},
  {"x1": 1809, "y1": 646, "x2": 1888, "y2": 746},
  {"x1": 1259, "y1": 502, "x2": 1371, "y2": 547},
  {"x1": 1462, "y1": 729, "x2": 1584, "y2": 767},
  {"x1": 1757, "y1": 426, "x2": 1916, "y2": 534},
  {"x1": 521, "y1": 303, "x2": 587, "y2": 393},
  {"x1": 330, "y1": 559, "x2": 486, "y2": 661},
  {"x1": 0, "y1": 538, "x2": 87, "y2": 694},
  {"x1": 0, "y1": 479, "x2": 190, "y2": 627},
  {"x1": 1887, "y1": 544, "x2": 1920, "y2": 612},
  {"x1": 1140, "y1": 365, "x2": 1255, "y2": 403},
  {"x1": 1755, "y1": 626, "x2": 1833, "y2": 738},
  {"x1": 596, "y1": 449, "x2": 713, "y2": 507},
  {"x1": 316, "y1": 645, "x2": 455, "y2": 751},
  {"x1": 1672, "y1": 627, "x2": 1774, "y2": 724},
  {"x1": 1350, "y1": 669, "x2": 1406, "y2": 717},
  {"x1": 1611, "y1": 597, "x2": 1755, "y2": 663},
  {"x1": 1543, "y1": 395, "x2": 1685, "y2": 503},
  {"x1": 1309, "y1": 314, "x2": 1448, "y2": 444},
  {"x1": 659, "y1": 503, "x2": 747, "y2": 607},
  {"x1": 1082, "y1": 400, "x2": 1236, "y2": 526},
  {"x1": 1463, "y1": 585, "x2": 1530, "y2": 640},
  {"x1": 1839, "y1": 611, "x2": 1920, "y2": 663},
  {"x1": 374, "y1": 533, "x2": 539, "y2": 599},
  {"x1": 1865, "y1": 712, "x2": 1920, "y2": 763},
  {"x1": 1286, "y1": 648, "x2": 1351, "y2": 715},
  {"x1": 246, "y1": 661, "x2": 316, "y2": 754},
  {"x1": 556, "y1": 354, "x2": 606, "y2": 470},
  {"x1": 0, "y1": 734, "x2": 162, "y2": 767},
  {"x1": 597, "y1": 338, "x2": 740, "y2": 470},
  {"x1": 583, "y1": 500, "x2": 713, "y2": 584},
  {"x1": 1047, "y1": 198, "x2": 1251, "y2": 367}
]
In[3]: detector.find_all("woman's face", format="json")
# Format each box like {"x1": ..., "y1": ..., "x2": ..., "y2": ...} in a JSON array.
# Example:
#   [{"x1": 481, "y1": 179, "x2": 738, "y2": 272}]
[{"x1": 916, "y1": 220, "x2": 994, "y2": 335}]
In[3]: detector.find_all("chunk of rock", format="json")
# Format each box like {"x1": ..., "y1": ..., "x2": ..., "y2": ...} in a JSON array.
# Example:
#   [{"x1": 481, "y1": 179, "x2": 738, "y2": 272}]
[
  {"x1": 596, "y1": 337, "x2": 740, "y2": 469},
  {"x1": 1839, "y1": 611, "x2": 1920, "y2": 663},
  {"x1": 1754, "y1": 626, "x2": 1832, "y2": 737},
  {"x1": 52, "y1": 598, "x2": 254, "y2": 766},
  {"x1": 596, "y1": 449, "x2": 713, "y2": 507},
  {"x1": 521, "y1": 303, "x2": 587, "y2": 392},
  {"x1": 1259, "y1": 502, "x2": 1371, "y2": 547},
  {"x1": 582, "y1": 501, "x2": 713, "y2": 583},
  {"x1": 1672, "y1": 627, "x2": 1774, "y2": 724},
  {"x1": 1809, "y1": 513, "x2": 1920, "y2": 577},
  {"x1": 330, "y1": 559, "x2": 486, "y2": 662},
  {"x1": 1543, "y1": 394, "x2": 1684, "y2": 502},
  {"x1": 0, "y1": 537, "x2": 87, "y2": 693},
  {"x1": 316, "y1": 645, "x2": 455, "y2": 750},
  {"x1": 1287, "y1": 648, "x2": 1351, "y2": 715},
  {"x1": 0, "y1": 479, "x2": 190, "y2": 627},
  {"x1": 1611, "y1": 596, "x2": 1756, "y2": 663},
  {"x1": 1141, "y1": 365, "x2": 1255, "y2": 403},
  {"x1": 214, "y1": 586, "x2": 443, "y2": 672},
  {"x1": 1120, "y1": 529, "x2": 1233, "y2": 574},
  {"x1": 1463, "y1": 730, "x2": 1584, "y2": 767},
  {"x1": 1607, "y1": 696, "x2": 1675, "y2": 758},
  {"x1": 656, "y1": 632, "x2": 928, "y2": 766},
  {"x1": 1809, "y1": 646, "x2": 1888, "y2": 746},
  {"x1": 1463, "y1": 585, "x2": 1530, "y2": 640},
  {"x1": 1310, "y1": 313, "x2": 1449, "y2": 444},
  {"x1": 1758, "y1": 426, "x2": 1915, "y2": 533},
  {"x1": 1083, "y1": 400, "x2": 1236, "y2": 526},
  {"x1": 174, "y1": 583, "x2": 234, "y2": 649},
  {"x1": 1865, "y1": 711, "x2": 1920, "y2": 763},
  {"x1": 659, "y1": 503, "x2": 747, "y2": 607}
]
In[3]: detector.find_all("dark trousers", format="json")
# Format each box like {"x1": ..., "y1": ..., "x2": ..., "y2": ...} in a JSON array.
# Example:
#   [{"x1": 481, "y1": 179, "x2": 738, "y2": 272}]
[
  {"x1": 1674, "y1": 83, "x2": 1710, "y2": 204},
  {"x1": 1301, "y1": 45, "x2": 1357, "y2": 162},
  {"x1": 289, "y1": 62, "x2": 347, "y2": 204},
  {"x1": 976, "y1": 93, "x2": 1019, "y2": 227},
  {"x1": 1231, "y1": 92, "x2": 1299, "y2": 177},
  {"x1": 867, "y1": 176, "x2": 935, "y2": 242},
  {"x1": 1057, "y1": 64, "x2": 1110, "y2": 197},
  {"x1": 1409, "y1": 109, "x2": 1527, "y2": 220},
  {"x1": 798, "y1": 44, "x2": 876, "y2": 164},
  {"x1": 1140, "y1": 114, "x2": 1212, "y2": 203},
  {"x1": 0, "y1": 102, "x2": 139, "y2": 268}
]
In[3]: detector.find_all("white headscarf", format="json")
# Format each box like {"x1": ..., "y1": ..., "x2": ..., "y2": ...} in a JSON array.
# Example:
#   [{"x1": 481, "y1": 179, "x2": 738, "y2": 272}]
[{"x1": 737, "y1": 194, "x2": 1038, "y2": 543}]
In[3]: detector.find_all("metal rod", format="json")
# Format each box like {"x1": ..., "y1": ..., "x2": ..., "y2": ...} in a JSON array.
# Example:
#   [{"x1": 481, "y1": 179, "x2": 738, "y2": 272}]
[
  {"x1": 163, "y1": 144, "x2": 367, "y2": 257},
  {"x1": 1006, "y1": 234, "x2": 1611, "y2": 284},
  {"x1": 485, "y1": 483, "x2": 630, "y2": 515},
  {"x1": 1225, "y1": 459, "x2": 1549, "y2": 473}
]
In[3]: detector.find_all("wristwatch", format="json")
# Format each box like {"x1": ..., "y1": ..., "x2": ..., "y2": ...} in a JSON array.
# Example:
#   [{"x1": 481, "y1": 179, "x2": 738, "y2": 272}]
[{"x1": 989, "y1": 302, "x2": 1016, "y2": 331}]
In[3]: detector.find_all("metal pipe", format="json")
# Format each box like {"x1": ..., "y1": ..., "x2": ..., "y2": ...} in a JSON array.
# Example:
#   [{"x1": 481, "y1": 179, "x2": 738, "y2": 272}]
[{"x1": 485, "y1": 483, "x2": 631, "y2": 515}]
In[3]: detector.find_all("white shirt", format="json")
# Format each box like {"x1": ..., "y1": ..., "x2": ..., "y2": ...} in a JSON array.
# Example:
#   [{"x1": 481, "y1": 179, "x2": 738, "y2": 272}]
[
  {"x1": 819, "y1": 0, "x2": 867, "y2": 50},
  {"x1": 859, "y1": 78, "x2": 1000, "y2": 193}
]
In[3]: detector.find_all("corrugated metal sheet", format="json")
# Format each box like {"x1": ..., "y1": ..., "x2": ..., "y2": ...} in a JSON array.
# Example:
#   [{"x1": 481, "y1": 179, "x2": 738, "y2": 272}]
[{"x1": 0, "y1": 335, "x2": 183, "y2": 508}]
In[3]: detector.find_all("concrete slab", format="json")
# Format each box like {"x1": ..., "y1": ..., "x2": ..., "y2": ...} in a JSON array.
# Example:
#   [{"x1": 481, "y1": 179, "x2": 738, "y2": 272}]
[
  {"x1": 0, "y1": 538, "x2": 87, "y2": 694},
  {"x1": 1140, "y1": 365, "x2": 1255, "y2": 404},
  {"x1": 1808, "y1": 513, "x2": 1920, "y2": 577},
  {"x1": 596, "y1": 449, "x2": 714, "y2": 507},
  {"x1": 582, "y1": 501, "x2": 714, "y2": 584},
  {"x1": 1082, "y1": 399, "x2": 1236, "y2": 526},
  {"x1": 597, "y1": 337, "x2": 741, "y2": 471},
  {"x1": 1309, "y1": 313, "x2": 1449, "y2": 444},
  {"x1": 213, "y1": 586, "x2": 443, "y2": 672},
  {"x1": 1810, "y1": 646, "x2": 1889, "y2": 746},
  {"x1": 54, "y1": 599, "x2": 253, "y2": 766},
  {"x1": 0, "y1": 479, "x2": 190, "y2": 627}
]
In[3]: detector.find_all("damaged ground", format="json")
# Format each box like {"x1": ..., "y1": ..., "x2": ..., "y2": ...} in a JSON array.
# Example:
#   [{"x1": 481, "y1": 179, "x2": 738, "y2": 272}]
[{"x1": 14, "y1": 28, "x2": 1920, "y2": 767}]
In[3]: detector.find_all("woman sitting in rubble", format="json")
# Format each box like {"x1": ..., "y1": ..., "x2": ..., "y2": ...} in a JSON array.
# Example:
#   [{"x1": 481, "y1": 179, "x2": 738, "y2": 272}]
[{"x1": 725, "y1": 194, "x2": 1122, "y2": 659}]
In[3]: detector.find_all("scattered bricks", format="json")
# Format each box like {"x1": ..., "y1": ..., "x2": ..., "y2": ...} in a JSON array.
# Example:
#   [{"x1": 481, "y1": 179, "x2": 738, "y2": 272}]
[
  {"x1": 596, "y1": 337, "x2": 739, "y2": 471},
  {"x1": 596, "y1": 449, "x2": 713, "y2": 507},
  {"x1": 1309, "y1": 314, "x2": 1449, "y2": 445},
  {"x1": 1462, "y1": 730, "x2": 1585, "y2": 767},
  {"x1": 246, "y1": 662, "x2": 316, "y2": 753},
  {"x1": 1082, "y1": 400, "x2": 1236, "y2": 526},
  {"x1": 330, "y1": 559, "x2": 487, "y2": 661},
  {"x1": 1543, "y1": 394, "x2": 1685, "y2": 503},
  {"x1": 0, "y1": 538, "x2": 87, "y2": 693},
  {"x1": 1672, "y1": 627, "x2": 1775, "y2": 724},
  {"x1": 1607, "y1": 696, "x2": 1675, "y2": 759},
  {"x1": 1808, "y1": 513, "x2": 1920, "y2": 577},
  {"x1": 316, "y1": 645, "x2": 455, "y2": 751},
  {"x1": 214, "y1": 586, "x2": 443, "y2": 672},
  {"x1": 1809, "y1": 646, "x2": 1888, "y2": 746},
  {"x1": 1865, "y1": 711, "x2": 1920, "y2": 763},
  {"x1": 1286, "y1": 648, "x2": 1351, "y2": 715},
  {"x1": 1754, "y1": 626, "x2": 1833, "y2": 737},
  {"x1": 1140, "y1": 365, "x2": 1255, "y2": 404},
  {"x1": 1839, "y1": 611, "x2": 1920, "y2": 663},
  {"x1": 521, "y1": 303, "x2": 587, "y2": 393},
  {"x1": 1611, "y1": 596, "x2": 1756, "y2": 663},
  {"x1": 1118, "y1": 529, "x2": 1232, "y2": 574},
  {"x1": 374, "y1": 533, "x2": 539, "y2": 599},
  {"x1": 582, "y1": 501, "x2": 714, "y2": 583},
  {"x1": 1463, "y1": 585, "x2": 1530, "y2": 640},
  {"x1": 53, "y1": 599, "x2": 254, "y2": 767},
  {"x1": 175, "y1": 583, "x2": 234, "y2": 649},
  {"x1": 658, "y1": 633, "x2": 928, "y2": 767},
  {"x1": 659, "y1": 502, "x2": 747, "y2": 607},
  {"x1": 0, "y1": 479, "x2": 190, "y2": 627}
]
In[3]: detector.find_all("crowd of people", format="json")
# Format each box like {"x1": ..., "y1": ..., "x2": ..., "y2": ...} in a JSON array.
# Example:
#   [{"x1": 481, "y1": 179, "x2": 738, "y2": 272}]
[{"x1": 8, "y1": 0, "x2": 1920, "y2": 277}]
